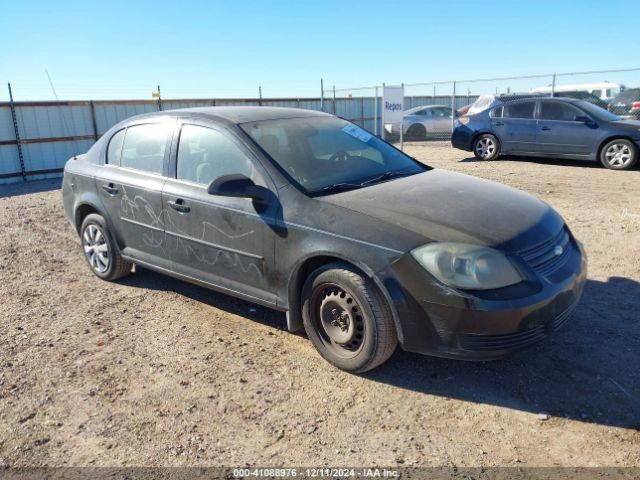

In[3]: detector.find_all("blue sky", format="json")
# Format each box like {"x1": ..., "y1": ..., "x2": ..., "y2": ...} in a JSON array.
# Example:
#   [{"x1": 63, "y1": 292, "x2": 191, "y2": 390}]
[{"x1": 1, "y1": 0, "x2": 639, "y2": 101}]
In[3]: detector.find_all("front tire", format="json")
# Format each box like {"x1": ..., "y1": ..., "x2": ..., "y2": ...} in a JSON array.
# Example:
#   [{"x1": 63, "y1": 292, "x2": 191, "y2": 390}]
[
  {"x1": 80, "y1": 214, "x2": 132, "y2": 281},
  {"x1": 301, "y1": 263, "x2": 397, "y2": 373},
  {"x1": 406, "y1": 123, "x2": 427, "y2": 141},
  {"x1": 600, "y1": 139, "x2": 638, "y2": 170},
  {"x1": 473, "y1": 133, "x2": 500, "y2": 160}
]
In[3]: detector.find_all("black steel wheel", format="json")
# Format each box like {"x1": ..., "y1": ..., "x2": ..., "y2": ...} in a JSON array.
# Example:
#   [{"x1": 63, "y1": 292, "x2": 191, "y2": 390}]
[{"x1": 301, "y1": 262, "x2": 397, "y2": 372}]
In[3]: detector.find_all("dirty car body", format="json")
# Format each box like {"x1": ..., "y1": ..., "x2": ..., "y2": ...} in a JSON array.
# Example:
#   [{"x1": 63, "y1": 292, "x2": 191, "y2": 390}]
[{"x1": 62, "y1": 107, "x2": 587, "y2": 370}]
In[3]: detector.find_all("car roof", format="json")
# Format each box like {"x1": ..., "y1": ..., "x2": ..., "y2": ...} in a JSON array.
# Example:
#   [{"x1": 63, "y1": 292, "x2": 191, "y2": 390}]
[
  {"x1": 405, "y1": 104, "x2": 450, "y2": 113},
  {"x1": 134, "y1": 106, "x2": 331, "y2": 124}
]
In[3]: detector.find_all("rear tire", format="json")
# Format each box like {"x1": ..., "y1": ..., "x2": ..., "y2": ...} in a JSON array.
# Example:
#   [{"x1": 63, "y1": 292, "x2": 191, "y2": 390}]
[
  {"x1": 80, "y1": 214, "x2": 132, "y2": 281},
  {"x1": 599, "y1": 139, "x2": 638, "y2": 170},
  {"x1": 301, "y1": 262, "x2": 397, "y2": 373},
  {"x1": 473, "y1": 133, "x2": 500, "y2": 160}
]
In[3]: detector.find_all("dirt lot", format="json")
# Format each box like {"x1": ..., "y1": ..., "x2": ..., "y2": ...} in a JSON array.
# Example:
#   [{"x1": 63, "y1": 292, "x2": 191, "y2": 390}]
[{"x1": 0, "y1": 143, "x2": 638, "y2": 468}]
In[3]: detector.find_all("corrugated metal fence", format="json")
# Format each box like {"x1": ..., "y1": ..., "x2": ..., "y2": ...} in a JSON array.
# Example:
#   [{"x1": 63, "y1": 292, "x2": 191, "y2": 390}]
[{"x1": 0, "y1": 95, "x2": 474, "y2": 184}]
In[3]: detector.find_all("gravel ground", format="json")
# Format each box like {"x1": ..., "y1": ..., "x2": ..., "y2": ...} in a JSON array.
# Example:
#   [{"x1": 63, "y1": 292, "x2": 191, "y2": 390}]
[{"x1": 0, "y1": 143, "x2": 638, "y2": 468}]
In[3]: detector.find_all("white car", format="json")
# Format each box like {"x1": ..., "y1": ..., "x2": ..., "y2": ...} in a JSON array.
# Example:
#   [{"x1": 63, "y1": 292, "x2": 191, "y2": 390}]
[{"x1": 385, "y1": 105, "x2": 454, "y2": 139}]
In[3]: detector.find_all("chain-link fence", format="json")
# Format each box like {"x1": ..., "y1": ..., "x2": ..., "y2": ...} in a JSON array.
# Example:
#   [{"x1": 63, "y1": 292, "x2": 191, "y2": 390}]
[
  {"x1": 2, "y1": 67, "x2": 639, "y2": 184},
  {"x1": 326, "y1": 68, "x2": 640, "y2": 145}
]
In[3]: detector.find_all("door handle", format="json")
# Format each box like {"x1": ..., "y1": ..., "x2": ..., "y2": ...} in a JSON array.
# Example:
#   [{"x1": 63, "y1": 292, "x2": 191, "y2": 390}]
[
  {"x1": 168, "y1": 199, "x2": 190, "y2": 213},
  {"x1": 101, "y1": 183, "x2": 119, "y2": 195},
  {"x1": 494, "y1": 121, "x2": 504, "y2": 126},
  {"x1": 540, "y1": 126, "x2": 551, "y2": 131}
]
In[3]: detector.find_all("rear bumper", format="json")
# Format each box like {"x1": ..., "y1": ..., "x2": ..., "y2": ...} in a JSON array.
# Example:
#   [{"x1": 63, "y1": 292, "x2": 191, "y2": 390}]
[
  {"x1": 379, "y1": 238, "x2": 587, "y2": 360},
  {"x1": 451, "y1": 125, "x2": 474, "y2": 151}
]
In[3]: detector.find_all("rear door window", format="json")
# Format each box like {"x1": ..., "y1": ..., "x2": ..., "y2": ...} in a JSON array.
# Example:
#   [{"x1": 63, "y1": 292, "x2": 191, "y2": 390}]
[
  {"x1": 503, "y1": 101, "x2": 535, "y2": 119},
  {"x1": 120, "y1": 123, "x2": 168, "y2": 175}
]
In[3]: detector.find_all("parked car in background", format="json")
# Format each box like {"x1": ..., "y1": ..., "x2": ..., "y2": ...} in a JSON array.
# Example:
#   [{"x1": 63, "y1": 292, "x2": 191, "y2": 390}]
[
  {"x1": 531, "y1": 82, "x2": 622, "y2": 101},
  {"x1": 552, "y1": 90, "x2": 609, "y2": 110},
  {"x1": 63, "y1": 106, "x2": 587, "y2": 372},
  {"x1": 608, "y1": 88, "x2": 640, "y2": 119},
  {"x1": 452, "y1": 97, "x2": 640, "y2": 170},
  {"x1": 385, "y1": 105, "x2": 454, "y2": 139}
]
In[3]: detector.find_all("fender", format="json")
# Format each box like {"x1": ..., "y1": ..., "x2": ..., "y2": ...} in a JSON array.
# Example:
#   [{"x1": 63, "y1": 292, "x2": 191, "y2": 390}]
[{"x1": 284, "y1": 250, "x2": 404, "y2": 345}]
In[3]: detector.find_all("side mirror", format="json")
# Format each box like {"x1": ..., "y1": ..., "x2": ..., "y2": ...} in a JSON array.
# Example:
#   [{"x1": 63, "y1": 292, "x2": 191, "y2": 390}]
[
  {"x1": 574, "y1": 115, "x2": 593, "y2": 124},
  {"x1": 207, "y1": 174, "x2": 267, "y2": 202}
]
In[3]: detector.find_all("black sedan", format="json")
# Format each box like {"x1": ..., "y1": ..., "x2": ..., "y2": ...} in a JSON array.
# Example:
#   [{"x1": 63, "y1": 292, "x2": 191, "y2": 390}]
[
  {"x1": 62, "y1": 107, "x2": 586, "y2": 372},
  {"x1": 452, "y1": 97, "x2": 640, "y2": 170}
]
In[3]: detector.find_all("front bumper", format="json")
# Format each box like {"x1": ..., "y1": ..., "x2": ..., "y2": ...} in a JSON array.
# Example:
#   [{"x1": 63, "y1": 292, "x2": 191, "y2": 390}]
[{"x1": 380, "y1": 235, "x2": 587, "y2": 360}]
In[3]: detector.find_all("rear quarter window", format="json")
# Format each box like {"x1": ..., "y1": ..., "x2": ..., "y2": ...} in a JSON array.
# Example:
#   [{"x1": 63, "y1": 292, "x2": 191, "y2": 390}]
[{"x1": 106, "y1": 129, "x2": 125, "y2": 165}]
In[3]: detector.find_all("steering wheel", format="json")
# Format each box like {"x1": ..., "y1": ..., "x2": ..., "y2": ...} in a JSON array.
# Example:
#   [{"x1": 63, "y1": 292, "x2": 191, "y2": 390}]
[{"x1": 329, "y1": 150, "x2": 351, "y2": 165}]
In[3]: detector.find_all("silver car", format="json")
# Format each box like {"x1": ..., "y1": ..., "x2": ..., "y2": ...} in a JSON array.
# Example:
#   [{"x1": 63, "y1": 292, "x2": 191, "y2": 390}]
[{"x1": 385, "y1": 105, "x2": 454, "y2": 139}]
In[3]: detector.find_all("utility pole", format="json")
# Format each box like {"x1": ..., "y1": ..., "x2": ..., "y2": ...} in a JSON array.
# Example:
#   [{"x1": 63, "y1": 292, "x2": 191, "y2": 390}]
[
  {"x1": 258, "y1": 85, "x2": 263, "y2": 106},
  {"x1": 156, "y1": 85, "x2": 162, "y2": 111}
]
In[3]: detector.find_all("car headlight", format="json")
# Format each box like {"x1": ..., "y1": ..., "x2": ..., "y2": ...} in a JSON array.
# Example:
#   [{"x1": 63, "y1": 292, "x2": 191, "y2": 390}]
[{"x1": 411, "y1": 243, "x2": 522, "y2": 290}]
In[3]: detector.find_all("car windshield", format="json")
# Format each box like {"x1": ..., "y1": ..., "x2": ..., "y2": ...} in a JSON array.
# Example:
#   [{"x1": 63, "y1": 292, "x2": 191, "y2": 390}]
[
  {"x1": 240, "y1": 116, "x2": 427, "y2": 194},
  {"x1": 575, "y1": 100, "x2": 621, "y2": 121}
]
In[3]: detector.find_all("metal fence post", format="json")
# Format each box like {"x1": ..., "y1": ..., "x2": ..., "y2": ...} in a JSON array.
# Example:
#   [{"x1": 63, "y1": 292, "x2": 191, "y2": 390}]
[
  {"x1": 332, "y1": 85, "x2": 336, "y2": 115},
  {"x1": 258, "y1": 86, "x2": 263, "y2": 106},
  {"x1": 320, "y1": 79, "x2": 324, "y2": 112},
  {"x1": 157, "y1": 85, "x2": 162, "y2": 111},
  {"x1": 451, "y1": 81, "x2": 456, "y2": 134},
  {"x1": 89, "y1": 100, "x2": 99, "y2": 141},
  {"x1": 381, "y1": 83, "x2": 386, "y2": 141},
  {"x1": 7, "y1": 83, "x2": 27, "y2": 182},
  {"x1": 374, "y1": 86, "x2": 379, "y2": 136}
]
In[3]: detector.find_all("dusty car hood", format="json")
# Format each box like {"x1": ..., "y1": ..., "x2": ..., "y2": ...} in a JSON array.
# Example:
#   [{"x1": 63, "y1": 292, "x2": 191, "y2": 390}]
[{"x1": 320, "y1": 169, "x2": 564, "y2": 252}]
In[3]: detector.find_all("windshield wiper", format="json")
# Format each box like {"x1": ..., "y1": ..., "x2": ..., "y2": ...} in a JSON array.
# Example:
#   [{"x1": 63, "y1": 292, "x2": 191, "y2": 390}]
[
  {"x1": 359, "y1": 169, "x2": 415, "y2": 186},
  {"x1": 312, "y1": 182, "x2": 364, "y2": 195}
]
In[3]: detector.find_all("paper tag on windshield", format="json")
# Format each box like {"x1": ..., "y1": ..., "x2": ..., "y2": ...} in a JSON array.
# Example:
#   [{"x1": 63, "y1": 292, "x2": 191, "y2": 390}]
[{"x1": 342, "y1": 124, "x2": 373, "y2": 143}]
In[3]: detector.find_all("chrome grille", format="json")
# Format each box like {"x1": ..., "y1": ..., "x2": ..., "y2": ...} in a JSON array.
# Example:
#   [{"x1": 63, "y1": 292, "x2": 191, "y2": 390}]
[{"x1": 520, "y1": 227, "x2": 572, "y2": 277}]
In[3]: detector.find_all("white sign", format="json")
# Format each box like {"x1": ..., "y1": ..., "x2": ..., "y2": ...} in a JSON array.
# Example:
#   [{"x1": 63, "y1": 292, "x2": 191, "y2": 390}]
[{"x1": 382, "y1": 85, "x2": 404, "y2": 130}]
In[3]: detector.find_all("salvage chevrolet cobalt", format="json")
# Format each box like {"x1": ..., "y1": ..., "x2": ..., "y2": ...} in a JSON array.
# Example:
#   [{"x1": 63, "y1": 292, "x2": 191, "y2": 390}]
[{"x1": 62, "y1": 107, "x2": 587, "y2": 372}]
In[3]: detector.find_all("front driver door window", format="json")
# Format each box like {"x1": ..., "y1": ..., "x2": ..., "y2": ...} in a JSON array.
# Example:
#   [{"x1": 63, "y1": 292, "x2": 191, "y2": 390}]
[{"x1": 162, "y1": 123, "x2": 277, "y2": 303}]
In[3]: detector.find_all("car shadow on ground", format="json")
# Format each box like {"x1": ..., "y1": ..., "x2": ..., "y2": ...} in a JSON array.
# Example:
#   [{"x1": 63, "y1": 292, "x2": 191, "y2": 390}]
[
  {"x1": 122, "y1": 268, "x2": 639, "y2": 431},
  {"x1": 120, "y1": 267, "x2": 289, "y2": 330},
  {"x1": 0, "y1": 178, "x2": 62, "y2": 198},
  {"x1": 459, "y1": 155, "x2": 605, "y2": 169},
  {"x1": 367, "y1": 276, "x2": 640, "y2": 431},
  {"x1": 459, "y1": 155, "x2": 604, "y2": 168}
]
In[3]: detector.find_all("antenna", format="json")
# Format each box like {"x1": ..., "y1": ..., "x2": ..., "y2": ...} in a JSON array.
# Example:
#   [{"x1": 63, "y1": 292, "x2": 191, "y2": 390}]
[
  {"x1": 45, "y1": 69, "x2": 78, "y2": 157},
  {"x1": 45, "y1": 69, "x2": 60, "y2": 100}
]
